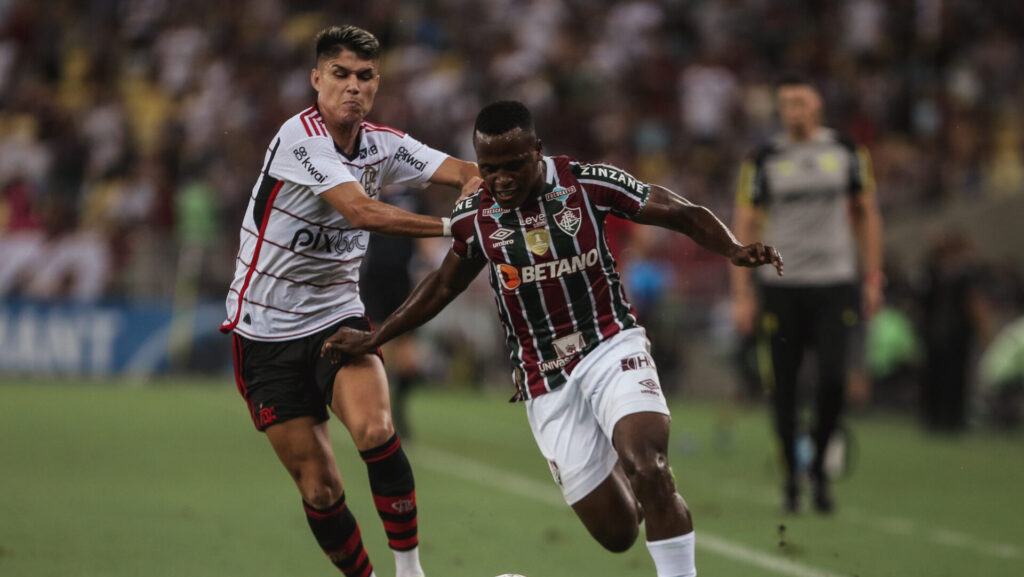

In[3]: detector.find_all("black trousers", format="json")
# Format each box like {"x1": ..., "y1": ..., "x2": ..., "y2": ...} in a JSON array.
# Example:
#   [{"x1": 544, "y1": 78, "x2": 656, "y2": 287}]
[
  {"x1": 758, "y1": 283, "x2": 859, "y2": 482},
  {"x1": 922, "y1": 342, "x2": 970, "y2": 431}
]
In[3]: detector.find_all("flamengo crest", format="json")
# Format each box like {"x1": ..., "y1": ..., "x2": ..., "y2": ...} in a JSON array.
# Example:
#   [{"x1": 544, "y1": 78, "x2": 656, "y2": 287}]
[{"x1": 553, "y1": 206, "x2": 582, "y2": 237}]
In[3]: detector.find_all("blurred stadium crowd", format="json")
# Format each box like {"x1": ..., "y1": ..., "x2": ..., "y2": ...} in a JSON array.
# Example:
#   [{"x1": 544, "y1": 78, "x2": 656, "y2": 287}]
[{"x1": 1, "y1": 0, "x2": 1022, "y2": 419}]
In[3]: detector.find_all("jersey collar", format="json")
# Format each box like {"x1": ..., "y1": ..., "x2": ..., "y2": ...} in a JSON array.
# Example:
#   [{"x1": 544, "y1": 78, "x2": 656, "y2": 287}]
[
  {"x1": 543, "y1": 155, "x2": 556, "y2": 186},
  {"x1": 314, "y1": 103, "x2": 366, "y2": 161},
  {"x1": 334, "y1": 127, "x2": 364, "y2": 161}
]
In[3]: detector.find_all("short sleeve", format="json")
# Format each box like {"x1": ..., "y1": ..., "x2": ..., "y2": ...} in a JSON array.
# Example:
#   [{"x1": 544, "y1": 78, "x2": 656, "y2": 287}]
[
  {"x1": 572, "y1": 163, "x2": 651, "y2": 219},
  {"x1": 270, "y1": 136, "x2": 356, "y2": 195},
  {"x1": 384, "y1": 133, "x2": 449, "y2": 189},
  {"x1": 735, "y1": 159, "x2": 758, "y2": 206},
  {"x1": 737, "y1": 144, "x2": 772, "y2": 206},
  {"x1": 449, "y1": 193, "x2": 484, "y2": 260},
  {"x1": 849, "y1": 144, "x2": 876, "y2": 197}
]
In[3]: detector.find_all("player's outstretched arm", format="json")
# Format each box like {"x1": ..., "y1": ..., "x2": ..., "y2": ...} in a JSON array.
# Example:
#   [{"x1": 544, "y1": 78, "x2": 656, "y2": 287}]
[
  {"x1": 634, "y1": 185, "x2": 784, "y2": 276},
  {"x1": 322, "y1": 250, "x2": 487, "y2": 359},
  {"x1": 321, "y1": 181, "x2": 447, "y2": 237}
]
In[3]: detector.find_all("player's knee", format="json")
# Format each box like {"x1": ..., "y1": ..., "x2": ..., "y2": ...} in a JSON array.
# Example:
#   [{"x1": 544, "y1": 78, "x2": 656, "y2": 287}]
[
  {"x1": 289, "y1": 464, "x2": 342, "y2": 508},
  {"x1": 300, "y1": 480, "x2": 341, "y2": 509},
  {"x1": 622, "y1": 452, "x2": 675, "y2": 501},
  {"x1": 350, "y1": 419, "x2": 395, "y2": 450}
]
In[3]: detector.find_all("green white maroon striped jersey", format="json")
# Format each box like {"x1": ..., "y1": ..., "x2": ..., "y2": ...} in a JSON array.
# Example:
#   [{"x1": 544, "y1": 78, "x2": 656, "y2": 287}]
[{"x1": 450, "y1": 155, "x2": 651, "y2": 400}]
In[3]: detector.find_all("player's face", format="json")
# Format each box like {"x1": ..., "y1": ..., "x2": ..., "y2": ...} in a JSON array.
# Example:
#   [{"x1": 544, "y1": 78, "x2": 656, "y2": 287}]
[
  {"x1": 311, "y1": 49, "x2": 380, "y2": 126},
  {"x1": 777, "y1": 84, "x2": 822, "y2": 137},
  {"x1": 475, "y1": 128, "x2": 545, "y2": 209}
]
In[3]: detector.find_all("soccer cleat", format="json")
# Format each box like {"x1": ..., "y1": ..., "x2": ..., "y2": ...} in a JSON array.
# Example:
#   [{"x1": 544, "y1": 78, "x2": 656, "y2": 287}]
[
  {"x1": 810, "y1": 473, "x2": 835, "y2": 513},
  {"x1": 812, "y1": 484, "x2": 834, "y2": 513}
]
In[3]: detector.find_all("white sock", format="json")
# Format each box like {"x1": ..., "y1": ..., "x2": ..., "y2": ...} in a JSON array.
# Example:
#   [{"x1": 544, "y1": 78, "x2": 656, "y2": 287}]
[
  {"x1": 646, "y1": 531, "x2": 696, "y2": 577},
  {"x1": 394, "y1": 546, "x2": 424, "y2": 577}
]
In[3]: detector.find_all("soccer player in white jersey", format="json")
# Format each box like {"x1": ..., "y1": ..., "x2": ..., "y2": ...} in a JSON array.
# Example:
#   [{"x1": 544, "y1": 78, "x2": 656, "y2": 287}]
[
  {"x1": 220, "y1": 26, "x2": 479, "y2": 577},
  {"x1": 322, "y1": 101, "x2": 784, "y2": 577}
]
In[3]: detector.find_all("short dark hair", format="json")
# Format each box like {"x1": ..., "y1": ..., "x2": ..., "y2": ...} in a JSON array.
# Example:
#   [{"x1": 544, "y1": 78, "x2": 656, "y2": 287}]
[
  {"x1": 474, "y1": 101, "x2": 535, "y2": 137},
  {"x1": 776, "y1": 71, "x2": 815, "y2": 90},
  {"x1": 315, "y1": 25, "x2": 380, "y2": 64}
]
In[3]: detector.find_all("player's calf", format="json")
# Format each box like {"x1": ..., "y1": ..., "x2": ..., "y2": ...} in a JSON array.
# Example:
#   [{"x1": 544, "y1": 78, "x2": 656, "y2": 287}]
[
  {"x1": 621, "y1": 454, "x2": 692, "y2": 527},
  {"x1": 304, "y1": 493, "x2": 376, "y2": 577},
  {"x1": 360, "y1": 433, "x2": 424, "y2": 577},
  {"x1": 619, "y1": 451, "x2": 697, "y2": 577},
  {"x1": 613, "y1": 413, "x2": 693, "y2": 538},
  {"x1": 571, "y1": 466, "x2": 642, "y2": 553},
  {"x1": 590, "y1": 522, "x2": 640, "y2": 553}
]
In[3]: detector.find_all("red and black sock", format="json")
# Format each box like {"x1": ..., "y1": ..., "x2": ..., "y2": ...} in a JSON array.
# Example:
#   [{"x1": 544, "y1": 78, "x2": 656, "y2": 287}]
[
  {"x1": 360, "y1": 433, "x2": 418, "y2": 551},
  {"x1": 303, "y1": 493, "x2": 374, "y2": 577}
]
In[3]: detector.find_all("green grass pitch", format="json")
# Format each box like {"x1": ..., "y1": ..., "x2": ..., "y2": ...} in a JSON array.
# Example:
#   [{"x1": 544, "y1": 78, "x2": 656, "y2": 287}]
[{"x1": 1, "y1": 380, "x2": 1021, "y2": 576}]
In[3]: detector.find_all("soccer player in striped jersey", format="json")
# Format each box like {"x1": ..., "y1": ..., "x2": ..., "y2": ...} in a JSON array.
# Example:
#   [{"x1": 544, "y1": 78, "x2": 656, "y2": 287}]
[
  {"x1": 323, "y1": 100, "x2": 783, "y2": 577},
  {"x1": 220, "y1": 26, "x2": 479, "y2": 577}
]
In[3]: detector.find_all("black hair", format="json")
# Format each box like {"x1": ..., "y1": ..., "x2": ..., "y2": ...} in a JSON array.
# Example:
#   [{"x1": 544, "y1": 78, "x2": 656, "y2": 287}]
[
  {"x1": 474, "y1": 100, "x2": 535, "y2": 137},
  {"x1": 775, "y1": 71, "x2": 815, "y2": 90},
  {"x1": 315, "y1": 25, "x2": 380, "y2": 63}
]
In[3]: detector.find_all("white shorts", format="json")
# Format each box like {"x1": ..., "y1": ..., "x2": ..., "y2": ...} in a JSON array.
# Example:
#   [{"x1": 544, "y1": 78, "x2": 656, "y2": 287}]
[{"x1": 525, "y1": 327, "x2": 671, "y2": 505}]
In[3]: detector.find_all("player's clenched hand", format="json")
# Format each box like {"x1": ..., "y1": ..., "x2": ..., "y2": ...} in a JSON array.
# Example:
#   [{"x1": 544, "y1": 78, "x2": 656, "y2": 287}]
[
  {"x1": 730, "y1": 242, "x2": 784, "y2": 276},
  {"x1": 320, "y1": 327, "x2": 377, "y2": 363}
]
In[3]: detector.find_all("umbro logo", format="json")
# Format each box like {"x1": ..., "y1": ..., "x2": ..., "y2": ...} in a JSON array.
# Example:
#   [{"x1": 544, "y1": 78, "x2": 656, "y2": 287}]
[
  {"x1": 639, "y1": 379, "x2": 660, "y2": 396},
  {"x1": 490, "y1": 227, "x2": 516, "y2": 248},
  {"x1": 490, "y1": 228, "x2": 515, "y2": 240}
]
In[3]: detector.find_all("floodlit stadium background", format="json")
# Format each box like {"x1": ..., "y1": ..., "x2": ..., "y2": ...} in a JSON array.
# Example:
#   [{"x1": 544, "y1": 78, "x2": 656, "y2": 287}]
[{"x1": 1, "y1": 2, "x2": 1022, "y2": 576}]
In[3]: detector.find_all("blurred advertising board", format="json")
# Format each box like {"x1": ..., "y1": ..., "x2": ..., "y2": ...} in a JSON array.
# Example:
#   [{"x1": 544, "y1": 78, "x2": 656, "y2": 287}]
[{"x1": 0, "y1": 299, "x2": 228, "y2": 376}]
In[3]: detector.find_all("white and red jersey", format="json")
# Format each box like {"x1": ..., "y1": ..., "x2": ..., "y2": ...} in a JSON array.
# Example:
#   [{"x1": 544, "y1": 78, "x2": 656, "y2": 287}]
[{"x1": 221, "y1": 105, "x2": 448, "y2": 341}]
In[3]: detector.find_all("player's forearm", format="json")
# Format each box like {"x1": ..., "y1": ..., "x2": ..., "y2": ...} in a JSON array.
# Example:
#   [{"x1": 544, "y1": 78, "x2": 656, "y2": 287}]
[
  {"x1": 348, "y1": 201, "x2": 445, "y2": 237},
  {"x1": 323, "y1": 183, "x2": 446, "y2": 237},
  {"x1": 852, "y1": 198, "x2": 883, "y2": 279},
  {"x1": 677, "y1": 203, "x2": 746, "y2": 261},
  {"x1": 639, "y1": 186, "x2": 743, "y2": 259},
  {"x1": 431, "y1": 157, "x2": 480, "y2": 189},
  {"x1": 453, "y1": 159, "x2": 481, "y2": 189}
]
